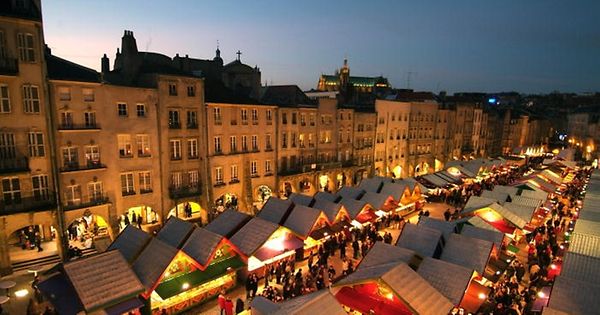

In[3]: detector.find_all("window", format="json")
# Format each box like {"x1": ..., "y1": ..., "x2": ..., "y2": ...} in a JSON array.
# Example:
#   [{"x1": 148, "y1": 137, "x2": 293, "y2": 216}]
[
  {"x1": 265, "y1": 134, "x2": 272, "y2": 150},
  {"x1": 188, "y1": 170, "x2": 199, "y2": 187},
  {"x1": 17, "y1": 33, "x2": 35, "y2": 62},
  {"x1": 241, "y1": 109, "x2": 248, "y2": 124},
  {"x1": 266, "y1": 109, "x2": 272, "y2": 123},
  {"x1": 309, "y1": 114, "x2": 315, "y2": 126},
  {"x1": 0, "y1": 30, "x2": 5, "y2": 58},
  {"x1": 215, "y1": 167, "x2": 223, "y2": 184},
  {"x1": 136, "y1": 104, "x2": 145, "y2": 117},
  {"x1": 82, "y1": 88, "x2": 94, "y2": 102},
  {"x1": 170, "y1": 172, "x2": 182, "y2": 188},
  {"x1": 136, "y1": 134, "x2": 150, "y2": 157},
  {"x1": 291, "y1": 132, "x2": 296, "y2": 148},
  {"x1": 292, "y1": 112, "x2": 297, "y2": 124},
  {"x1": 188, "y1": 138, "x2": 198, "y2": 159},
  {"x1": 28, "y1": 132, "x2": 44, "y2": 157},
  {"x1": 84, "y1": 145, "x2": 100, "y2": 167},
  {"x1": 251, "y1": 135, "x2": 258, "y2": 151},
  {"x1": 282, "y1": 133, "x2": 287, "y2": 148},
  {"x1": 187, "y1": 111, "x2": 197, "y2": 128},
  {"x1": 0, "y1": 84, "x2": 10, "y2": 113},
  {"x1": 62, "y1": 146, "x2": 78, "y2": 169},
  {"x1": 1, "y1": 177, "x2": 21, "y2": 205},
  {"x1": 214, "y1": 136, "x2": 222, "y2": 154},
  {"x1": 187, "y1": 85, "x2": 195, "y2": 97},
  {"x1": 65, "y1": 185, "x2": 81, "y2": 204},
  {"x1": 84, "y1": 112, "x2": 96, "y2": 128},
  {"x1": 22, "y1": 85, "x2": 40, "y2": 113},
  {"x1": 265, "y1": 160, "x2": 272, "y2": 174},
  {"x1": 252, "y1": 109, "x2": 258, "y2": 123},
  {"x1": 230, "y1": 136, "x2": 237, "y2": 153},
  {"x1": 32, "y1": 175, "x2": 49, "y2": 201},
  {"x1": 230, "y1": 165, "x2": 238, "y2": 182},
  {"x1": 118, "y1": 135, "x2": 132, "y2": 157},
  {"x1": 139, "y1": 171, "x2": 152, "y2": 193},
  {"x1": 238, "y1": 135, "x2": 246, "y2": 152},
  {"x1": 282, "y1": 113, "x2": 287, "y2": 124},
  {"x1": 58, "y1": 87, "x2": 71, "y2": 101},
  {"x1": 168, "y1": 83, "x2": 177, "y2": 96},
  {"x1": 0, "y1": 133, "x2": 15, "y2": 158},
  {"x1": 168, "y1": 110, "x2": 180, "y2": 128},
  {"x1": 251, "y1": 160, "x2": 258, "y2": 176},
  {"x1": 121, "y1": 173, "x2": 135, "y2": 195},
  {"x1": 118, "y1": 103, "x2": 128, "y2": 116},
  {"x1": 170, "y1": 139, "x2": 182, "y2": 160},
  {"x1": 88, "y1": 182, "x2": 103, "y2": 201},
  {"x1": 60, "y1": 112, "x2": 73, "y2": 128},
  {"x1": 213, "y1": 107, "x2": 222, "y2": 124},
  {"x1": 300, "y1": 114, "x2": 306, "y2": 126},
  {"x1": 338, "y1": 129, "x2": 343, "y2": 143}
]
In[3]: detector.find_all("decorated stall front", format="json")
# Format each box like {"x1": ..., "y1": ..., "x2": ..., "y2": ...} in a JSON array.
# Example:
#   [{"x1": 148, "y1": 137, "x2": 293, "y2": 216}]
[
  {"x1": 282, "y1": 204, "x2": 331, "y2": 258},
  {"x1": 380, "y1": 182, "x2": 419, "y2": 215},
  {"x1": 312, "y1": 198, "x2": 351, "y2": 236},
  {"x1": 360, "y1": 191, "x2": 398, "y2": 218},
  {"x1": 338, "y1": 197, "x2": 378, "y2": 226}
]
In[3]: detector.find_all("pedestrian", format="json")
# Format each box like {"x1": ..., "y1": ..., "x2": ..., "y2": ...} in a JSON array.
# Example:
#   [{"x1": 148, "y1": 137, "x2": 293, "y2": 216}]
[
  {"x1": 131, "y1": 212, "x2": 137, "y2": 227},
  {"x1": 235, "y1": 298, "x2": 244, "y2": 314},
  {"x1": 137, "y1": 214, "x2": 142, "y2": 229},
  {"x1": 444, "y1": 208, "x2": 451, "y2": 221},
  {"x1": 124, "y1": 212, "x2": 130, "y2": 226},
  {"x1": 218, "y1": 290, "x2": 227, "y2": 315},
  {"x1": 224, "y1": 298, "x2": 234, "y2": 315}
]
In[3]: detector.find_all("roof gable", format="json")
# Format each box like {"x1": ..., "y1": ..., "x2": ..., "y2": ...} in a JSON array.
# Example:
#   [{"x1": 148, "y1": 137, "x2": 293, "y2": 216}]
[
  {"x1": 107, "y1": 225, "x2": 151, "y2": 263},
  {"x1": 417, "y1": 257, "x2": 473, "y2": 305},
  {"x1": 284, "y1": 205, "x2": 325, "y2": 238},
  {"x1": 257, "y1": 198, "x2": 294, "y2": 224},
  {"x1": 396, "y1": 224, "x2": 442, "y2": 258},
  {"x1": 181, "y1": 228, "x2": 227, "y2": 267},
  {"x1": 205, "y1": 209, "x2": 251, "y2": 237},
  {"x1": 440, "y1": 233, "x2": 493, "y2": 274},
  {"x1": 229, "y1": 217, "x2": 281, "y2": 256},
  {"x1": 132, "y1": 238, "x2": 179, "y2": 292}
]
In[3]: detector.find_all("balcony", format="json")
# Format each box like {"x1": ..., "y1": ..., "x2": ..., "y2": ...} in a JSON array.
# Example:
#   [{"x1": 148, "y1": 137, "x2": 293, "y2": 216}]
[
  {"x1": 229, "y1": 179, "x2": 240, "y2": 184},
  {"x1": 0, "y1": 194, "x2": 56, "y2": 215},
  {"x1": 63, "y1": 193, "x2": 110, "y2": 211},
  {"x1": 122, "y1": 190, "x2": 136, "y2": 197},
  {"x1": 60, "y1": 161, "x2": 107, "y2": 173},
  {"x1": 0, "y1": 57, "x2": 18, "y2": 76},
  {"x1": 169, "y1": 185, "x2": 201, "y2": 199},
  {"x1": 58, "y1": 123, "x2": 101, "y2": 131},
  {"x1": 278, "y1": 168, "x2": 303, "y2": 176},
  {"x1": 0, "y1": 156, "x2": 29, "y2": 174},
  {"x1": 169, "y1": 122, "x2": 181, "y2": 129},
  {"x1": 140, "y1": 188, "x2": 153, "y2": 194}
]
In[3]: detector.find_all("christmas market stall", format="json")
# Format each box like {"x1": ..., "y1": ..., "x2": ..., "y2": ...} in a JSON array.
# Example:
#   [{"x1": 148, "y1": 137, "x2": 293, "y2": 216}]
[
  {"x1": 250, "y1": 289, "x2": 347, "y2": 315},
  {"x1": 288, "y1": 192, "x2": 315, "y2": 207},
  {"x1": 380, "y1": 182, "x2": 419, "y2": 215},
  {"x1": 282, "y1": 204, "x2": 331, "y2": 257},
  {"x1": 107, "y1": 225, "x2": 152, "y2": 263},
  {"x1": 314, "y1": 191, "x2": 339, "y2": 203},
  {"x1": 338, "y1": 197, "x2": 378, "y2": 226},
  {"x1": 395, "y1": 223, "x2": 444, "y2": 258},
  {"x1": 312, "y1": 198, "x2": 351, "y2": 235},
  {"x1": 357, "y1": 242, "x2": 418, "y2": 269},
  {"x1": 546, "y1": 275, "x2": 600, "y2": 315},
  {"x1": 204, "y1": 209, "x2": 251, "y2": 238},
  {"x1": 256, "y1": 197, "x2": 294, "y2": 225},
  {"x1": 334, "y1": 186, "x2": 365, "y2": 200},
  {"x1": 39, "y1": 250, "x2": 145, "y2": 315},
  {"x1": 439, "y1": 234, "x2": 495, "y2": 282},
  {"x1": 417, "y1": 216, "x2": 457, "y2": 245},
  {"x1": 358, "y1": 176, "x2": 388, "y2": 193},
  {"x1": 360, "y1": 191, "x2": 397, "y2": 217}
]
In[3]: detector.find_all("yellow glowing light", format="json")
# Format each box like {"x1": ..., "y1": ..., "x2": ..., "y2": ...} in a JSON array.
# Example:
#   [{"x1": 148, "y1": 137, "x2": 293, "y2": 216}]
[
  {"x1": 537, "y1": 291, "x2": 546, "y2": 298},
  {"x1": 15, "y1": 289, "x2": 28, "y2": 298},
  {"x1": 495, "y1": 270, "x2": 501, "y2": 275},
  {"x1": 479, "y1": 209, "x2": 502, "y2": 223},
  {"x1": 164, "y1": 271, "x2": 170, "y2": 277},
  {"x1": 182, "y1": 282, "x2": 190, "y2": 290},
  {"x1": 478, "y1": 293, "x2": 486, "y2": 300},
  {"x1": 386, "y1": 293, "x2": 394, "y2": 300},
  {"x1": 264, "y1": 234, "x2": 287, "y2": 251},
  {"x1": 550, "y1": 264, "x2": 557, "y2": 270}
]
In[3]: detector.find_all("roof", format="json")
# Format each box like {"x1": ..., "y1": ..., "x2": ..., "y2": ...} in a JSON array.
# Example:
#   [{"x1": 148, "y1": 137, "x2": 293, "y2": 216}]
[
  {"x1": 440, "y1": 233, "x2": 493, "y2": 274},
  {"x1": 463, "y1": 196, "x2": 497, "y2": 212},
  {"x1": 417, "y1": 257, "x2": 473, "y2": 305},
  {"x1": 360, "y1": 191, "x2": 392, "y2": 210},
  {"x1": 313, "y1": 191, "x2": 338, "y2": 203},
  {"x1": 396, "y1": 224, "x2": 442, "y2": 258},
  {"x1": 578, "y1": 210, "x2": 600, "y2": 222},
  {"x1": 417, "y1": 217, "x2": 457, "y2": 243},
  {"x1": 181, "y1": 228, "x2": 224, "y2": 266},
  {"x1": 492, "y1": 185, "x2": 520, "y2": 197},
  {"x1": 257, "y1": 198, "x2": 294, "y2": 225},
  {"x1": 541, "y1": 307, "x2": 570, "y2": 315},
  {"x1": 463, "y1": 200, "x2": 528, "y2": 229},
  {"x1": 204, "y1": 209, "x2": 251, "y2": 237},
  {"x1": 380, "y1": 182, "x2": 410, "y2": 201},
  {"x1": 0, "y1": 0, "x2": 41, "y2": 20},
  {"x1": 336, "y1": 262, "x2": 454, "y2": 315},
  {"x1": 107, "y1": 225, "x2": 151, "y2": 263},
  {"x1": 38, "y1": 272, "x2": 84, "y2": 315},
  {"x1": 548, "y1": 276, "x2": 600, "y2": 315},
  {"x1": 460, "y1": 224, "x2": 504, "y2": 248},
  {"x1": 312, "y1": 198, "x2": 344, "y2": 223},
  {"x1": 569, "y1": 233, "x2": 600, "y2": 258},
  {"x1": 561, "y1": 252, "x2": 600, "y2": 284},
  {"x1": 229, "y1": 217, "x2": 280, "y2": 256},
  {"x1": 574, "y1": 219, "x2": 600, "y2": 237},
  {"x1": 480, "y1": 190, "x2": 510, "y2": 203},
  {"x1": 260, "y1": 85, "x2": 314, "y2": 107},
  {"x1": 63, "y1": 251, "x2": 144, "y2": 311},
  {"x1": 466, "y1": 215, "x2": 499, "y2": 232},
  {"x1": 132, "y1": 237, "x2": 179, "y2": 291},
  {"x1": 519, "y1": 189, "x2": 548, "y2": 201},
  {"x1": 338, "y1": 197, "x2": 369, "y2": 219},
  {"x1": 358, "y1": 177, "x2": 384, "y2": 193},
  {"x1": 284, "y1": 205, "x2": 323, "y2": 239},
  {"x1": 509, "y1": 195, "x2": 543, "y2": 208},
  {"x1": 335, "y1": 186, "x2": 365, "y2": 200},
  {"x1": 252, "y1": 290, "x2": 347, "y2": 315},
  {"x1": 289, "y1": 193, "x2": 315, "y2": 207},
  {"x1": 46, "y1": 53, "x2": 101, "y2": 83},
  {"x1": 359, "y1": 242, "x2": 416, "y2": 269},
  {"x1": 502, "y1": 202, "x2": 536, "y2": 223},
  {"x1": 250, "y1": 296, "x2": 280, "y2": 315},
  {"x1": 156, "y1": 216, "x2": 195, "y2": 249},
  {"x1": 422, "y1": 174, "x2": 451, "y2": 188}
]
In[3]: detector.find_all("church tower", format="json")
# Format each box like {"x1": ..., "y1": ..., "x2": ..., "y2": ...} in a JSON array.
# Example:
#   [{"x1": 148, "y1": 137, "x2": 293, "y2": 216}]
[{"x1": 339, "y1": 58, "x2": 350, "y2": 88}]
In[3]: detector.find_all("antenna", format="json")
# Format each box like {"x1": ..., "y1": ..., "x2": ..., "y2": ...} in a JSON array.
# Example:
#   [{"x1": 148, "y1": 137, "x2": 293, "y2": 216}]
[{"x1": 406, "y1": 71, "x2": 417, "y2": 89}]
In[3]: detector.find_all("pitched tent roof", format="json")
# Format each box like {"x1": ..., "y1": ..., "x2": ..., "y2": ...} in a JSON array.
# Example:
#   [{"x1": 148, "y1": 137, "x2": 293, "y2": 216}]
[
  {"x1": 107, "y1": 225, "x2": 151, "y2": 263},
  {"x1": 480, "y1": 190, "x2": 510, "y2": 203},
  {"x1": 460, "y1": 224, "x2": 505, "y2": 248},
  {"x1": 181, "y1": 228, "x2": 231, "y2": 267},
  {"x1": 256, "y1": 198, "x2": 294, "y2": 225},
  {"x1": 359, "y1": 242, "x2": 417, "y2": 269},
  {"x1": 132, "y1": 237, "x2": 179, "y2": 292},
  {"x1": 335, "y1": 262, "x2": 454, "y2": 315},
  {"x1": 252, "y1": 289, "x2": 347, "y2": 315},
  {"x1": 422, "y1": 173, "x2": 451, "y2": 188},
  {"x1": 440, "y1": 233, "x2": 493, "y2": 274},
  {"x1": 358, "y1": 177, "x2": 384, "y2": 193},
  {"x1": 313, "y1": 191, "x2": 338, "y2": 203},
  {"x1": 463, "y1": 196, "x2": 497, "y2": 212},
  {"x1": 578, "y1": 210, "x2": 600, "y2": 222},
  {"x1": 464, "y1": 201, "x2": 528, "y2": 230},
  {"x1": 339, "y1": 197, "x2": 369, "y2": 219},
  {"x1": 360, "y1": 191, "x2": 393, "y2": 210},
  {"x1": 465, "y1": 215, "x2": 499, "y2": 232},
  {"x1": 560, "y1": 252, "x2": 600, "y2": 284},
  {"x1": 335, "y1": 186, "x2": 365, "y2": 200},
  {"x1": 63, "y1": 250, "x2": 145, "y2": 312},
  {"x1": 417, "y1": 216, "x2": 457, "y2": 243},
  {"x1": 38, "y1": 272, "x2": 84, "y2": 315},
  {"x1": 509, "y1": 195, "x2": 543, "y2": 208},
  {"x1": 156, "y1": 216, "x2": 195, "y2": 249},
  {"x1": 519, "y1": 189, "x2": 548, "y2": 201},
  {"x1": 396, "y1": 224, "x2": 443, "y2": 258},
  {"x1": 569, "y1": 233, "x2": 600, "y2": 258},
  {"x1": 492, "y1": 185, "x2": 520, "y2": 197},
  {"x1": 502, "y1": 202, "x2": 536, "y2": 223},
  {"x1": 547, "y1": 276, "x2": 600, "y2": 315},
  {"x1": 380, "y1": 182, "x2": 411, "y2": 201},
  {"x1": 417, "y1": 257, "x2": 473, "y2": 306},
  {"x1": 574, "y1": 219, "x2": 600, "y2": 237},
  {"x1": 289, "y1": 192, "x2": 315, "y2": 207},
  {"x1": 396, "y1": 177, "x2": 430, "y2": 195},
  {"x1": 204, "y1": 209, "x2": 251, "y2": 238},
  {"x1": 229, "y1": 217, "x2": 281, "y2": 256},
  {"x1": 312, "y1": 198, "x2": 345, "y2": 223},
  {"x1": 283, "y1": 205, "x2": 324, "y2": 239}
]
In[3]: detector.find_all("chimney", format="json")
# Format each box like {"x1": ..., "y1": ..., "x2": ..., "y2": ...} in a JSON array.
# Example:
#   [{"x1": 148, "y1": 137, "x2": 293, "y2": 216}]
[
  {"x1": 121, "y1": 30, "x2": 138, "y2": 55},
  {"x1": 101, "y1": 54, "x2": 110, "y2": 73}
]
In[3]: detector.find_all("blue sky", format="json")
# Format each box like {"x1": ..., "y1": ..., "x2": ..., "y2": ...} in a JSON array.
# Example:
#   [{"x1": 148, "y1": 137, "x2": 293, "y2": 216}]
[{"x1": 42, "y1": 0, "x2": 600, "y2": 93}]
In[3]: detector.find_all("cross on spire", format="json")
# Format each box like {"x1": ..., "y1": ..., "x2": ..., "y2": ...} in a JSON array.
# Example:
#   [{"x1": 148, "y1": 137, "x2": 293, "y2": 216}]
[{"x1": 236, "y1": 50, "x2": 242, "y2": 61}]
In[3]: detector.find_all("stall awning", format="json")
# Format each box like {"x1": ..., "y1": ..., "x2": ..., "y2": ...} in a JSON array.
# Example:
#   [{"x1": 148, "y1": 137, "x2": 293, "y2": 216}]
[
  {"x1": 335, "y1": 285, "x2": 412, "y2": 315},
  {"x1": 253, "y1": 237, "x2": 304, "y2": 261}
]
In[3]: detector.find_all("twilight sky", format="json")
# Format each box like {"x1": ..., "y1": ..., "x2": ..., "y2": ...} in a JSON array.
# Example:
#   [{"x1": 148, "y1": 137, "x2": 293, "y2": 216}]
[{"x1": 43, "y1": 0, "x2": 600, "y2": 94}]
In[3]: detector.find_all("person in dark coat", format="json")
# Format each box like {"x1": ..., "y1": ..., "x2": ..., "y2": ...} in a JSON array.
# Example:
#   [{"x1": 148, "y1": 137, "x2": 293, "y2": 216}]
[{"x1": 235, "y1": 298, "x2": 244, "y2": 314}]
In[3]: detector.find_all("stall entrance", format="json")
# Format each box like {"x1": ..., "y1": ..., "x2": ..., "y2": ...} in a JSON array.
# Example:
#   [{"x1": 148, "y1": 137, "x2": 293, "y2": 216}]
[
  {"x1": 168, "y1": 202, "x2": 207, "y2": 223},
  {"x1": 318, "y1": 175, "x2": 332, "y2": 192},
  {"x1": 281, "y1": 182, "x2": 293, "y2": 199},
  {"x1": 8, "y1": 224, "x2": 58, "y2": 264},
  {"x1": 66, "y1": 210, "x2": 109, "y2": 249},
  {"x1": 414, "y1": 162, "x2": 430, "y2": 176},
  {"x1": 336, "y1": 173, "x2": 346, "y2": 190},
  {"x1": 120, "y1": 206, "x2": 157, "y2": 232},
  {"x1": 215, "y1": 193, "x2": 238, "y2": 212},
  {"x1": 392, "y1": 165, "x2": 403, "y2": 179}
]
